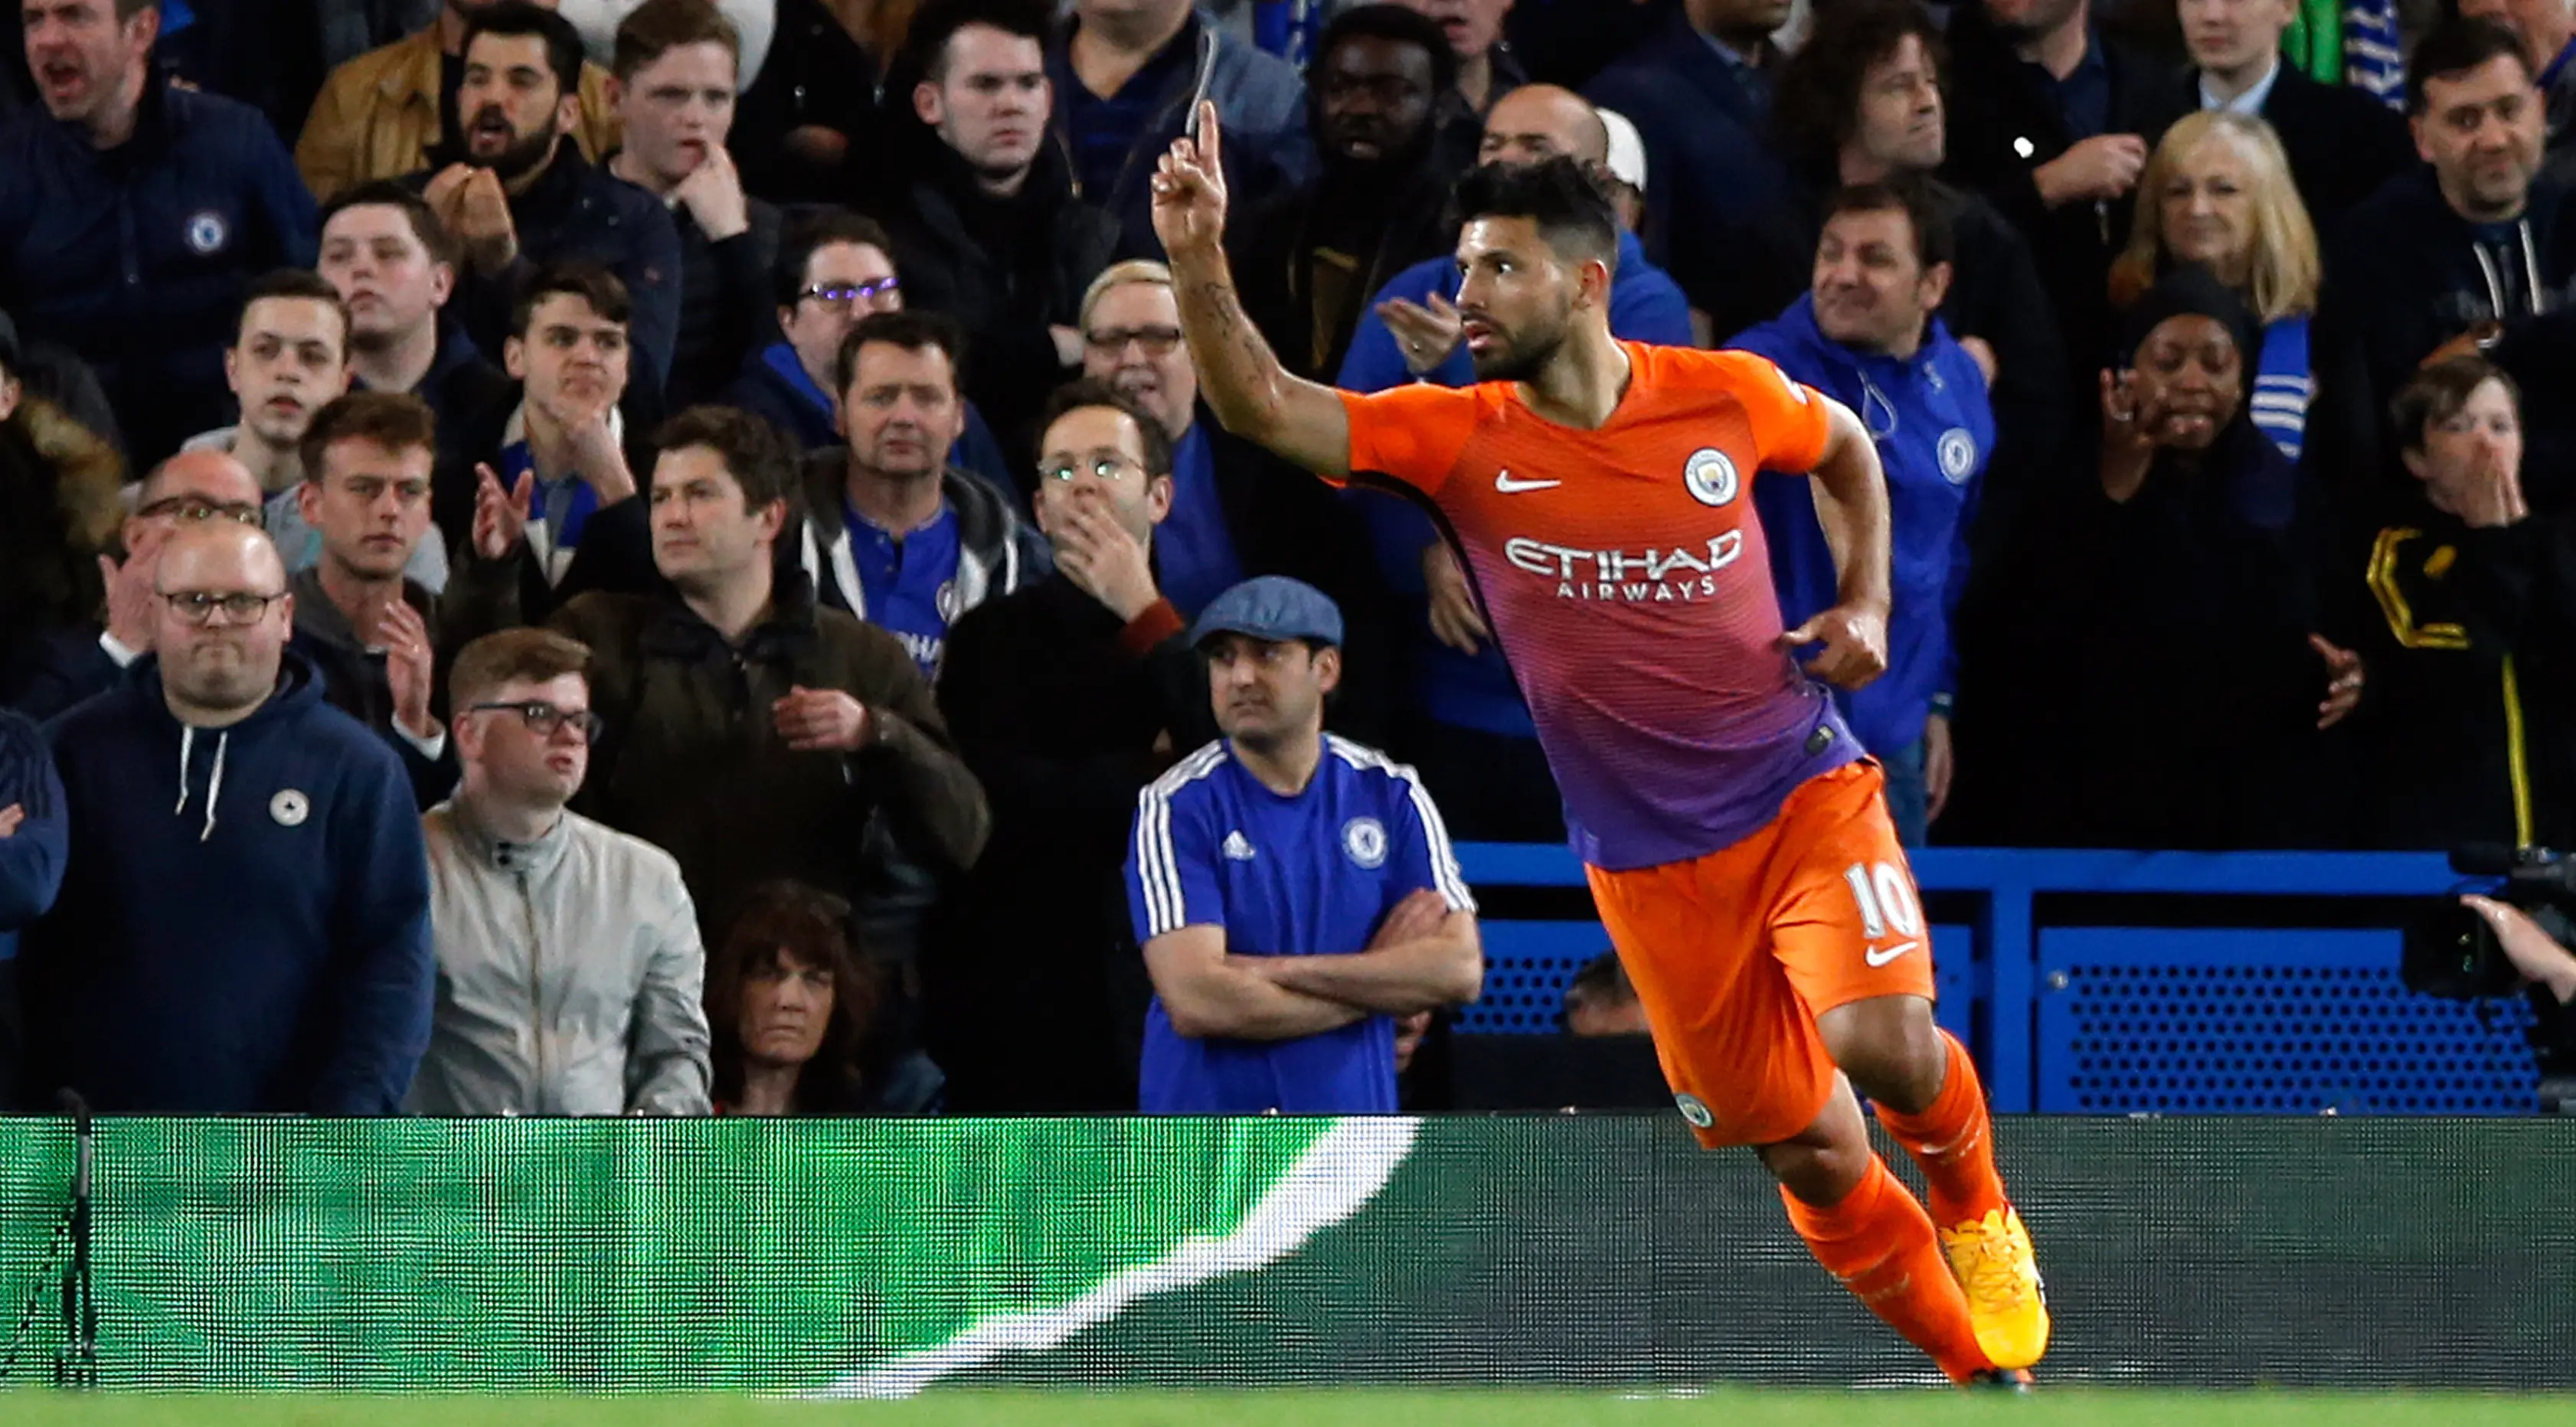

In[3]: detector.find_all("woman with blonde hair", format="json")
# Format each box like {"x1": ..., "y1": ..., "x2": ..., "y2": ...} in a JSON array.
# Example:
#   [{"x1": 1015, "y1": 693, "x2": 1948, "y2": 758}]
[{"x1": 2108, "y1": 110, "x2": 2323, "y2": 461}]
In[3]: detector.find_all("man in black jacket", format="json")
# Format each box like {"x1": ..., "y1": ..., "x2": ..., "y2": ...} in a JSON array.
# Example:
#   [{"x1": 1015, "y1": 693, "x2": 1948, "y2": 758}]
[
  {"x1": 317, "y1": 183, "x2": 519, "y2": 541},
  {"x1": 873, "y1": 0, "x2": 1118, "y2": 472},
  {"x1": 1232, "y1": 5, "x2": 1461, "y2": 384},
  {"x1": 445, "y1": 264, "x2": 663, "y2": 619},
  {"x1": 928, "y1": 378, "x2": 1217, "y2": 1113},
  {"x1": 603, "y1": 0, "x2": 781, "y2": 407},
  {"x1": 407, "y1": 2, "x2": 683, "y2": 397},
  {"x1": 2178, "y1": 0, "x2": 2414, "y2": 243},
  {"x1": 1941, "y1": 0, "x2": 2186, "y2": 387}
]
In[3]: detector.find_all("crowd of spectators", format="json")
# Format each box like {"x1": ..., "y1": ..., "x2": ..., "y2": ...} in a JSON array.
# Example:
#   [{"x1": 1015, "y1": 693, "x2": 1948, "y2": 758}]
[{"x1": 3, "y1": 0, "x2": 2575, "y2": 1116}]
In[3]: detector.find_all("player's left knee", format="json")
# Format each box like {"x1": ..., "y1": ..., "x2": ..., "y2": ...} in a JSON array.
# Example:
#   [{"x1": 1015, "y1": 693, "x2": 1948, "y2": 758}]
[{"x1": 1818, "y1": 996, "x2": 1945, "y2": 1113}]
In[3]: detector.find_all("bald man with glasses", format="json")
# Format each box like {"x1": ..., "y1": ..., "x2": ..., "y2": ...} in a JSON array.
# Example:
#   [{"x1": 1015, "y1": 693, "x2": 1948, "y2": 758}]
[{"x1": 18, "y1": 520, "x2": 433, "y2": 1114}]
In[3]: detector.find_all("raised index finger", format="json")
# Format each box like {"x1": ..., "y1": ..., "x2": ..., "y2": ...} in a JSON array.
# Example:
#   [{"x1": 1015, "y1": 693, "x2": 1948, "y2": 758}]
[{"x1": 1194, "y1": 101, "x2": 1222, "y2": 173}]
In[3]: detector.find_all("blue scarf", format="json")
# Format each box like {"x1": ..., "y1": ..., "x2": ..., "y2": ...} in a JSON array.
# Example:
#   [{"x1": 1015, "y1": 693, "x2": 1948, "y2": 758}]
[{"x1": 2250, "y1": 315, "x2": 2312, "y2": 462}]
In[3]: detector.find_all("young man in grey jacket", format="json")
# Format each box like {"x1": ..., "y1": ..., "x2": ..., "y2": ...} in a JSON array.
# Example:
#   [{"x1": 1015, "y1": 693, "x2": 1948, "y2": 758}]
[{"x1": 408, "y1": 626, "x2": 712, "y2": 1115}]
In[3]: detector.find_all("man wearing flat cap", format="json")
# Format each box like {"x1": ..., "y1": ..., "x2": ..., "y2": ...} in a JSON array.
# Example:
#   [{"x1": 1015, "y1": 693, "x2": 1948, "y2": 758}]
[{"x1": 1123, "y1": 573, "x2": 1484, "y2": 1114}]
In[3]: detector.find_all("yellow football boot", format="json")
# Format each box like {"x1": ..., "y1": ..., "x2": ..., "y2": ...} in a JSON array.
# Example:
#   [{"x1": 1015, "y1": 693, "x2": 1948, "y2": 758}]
[{"x1": 1940, "y1": 1207, "x2": 2051, "y2": 1370}]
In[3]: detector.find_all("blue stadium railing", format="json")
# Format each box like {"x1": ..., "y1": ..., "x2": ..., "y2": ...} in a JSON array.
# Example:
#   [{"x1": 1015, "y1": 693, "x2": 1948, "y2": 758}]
[{"x1": 1453, "y1": 845, "x2": 2545, "y2": 1115}]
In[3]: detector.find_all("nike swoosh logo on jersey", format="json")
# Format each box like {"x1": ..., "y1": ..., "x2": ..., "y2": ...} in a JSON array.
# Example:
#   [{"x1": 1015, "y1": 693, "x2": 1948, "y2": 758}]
[
  {"x1": 1865, "y1": 940, "x2": 1920, "y2": 968},
  {"x1": 1494, "y1": 469, "x2": 1561, "y2": 493}
]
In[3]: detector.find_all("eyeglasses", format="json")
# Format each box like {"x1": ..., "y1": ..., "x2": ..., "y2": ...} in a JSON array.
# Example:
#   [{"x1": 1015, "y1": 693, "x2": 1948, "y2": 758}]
[
  {"x1": 158, "y1": 589, "x2": 286, "y2": 625},
  {"x1": 139, "y1": 495, "x2": 264, "y2": 526},
  {"x1": 468, "y1": 700, "x2": 606, "y2": 743},
  {"x1": 802, "y1": 278, "x2": 900, "y2": 308},
  {"x1": 1038, "y1": 453, "x2": 1148, "y2": 485},
  {"x1": 1084, "y1": 325, "x2": 1184, "y2": 357}
]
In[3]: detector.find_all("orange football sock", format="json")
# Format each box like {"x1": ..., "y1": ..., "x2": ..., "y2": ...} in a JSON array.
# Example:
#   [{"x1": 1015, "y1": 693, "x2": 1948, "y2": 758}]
[
  {"x1": 1875, "y1": 1030, "x2": 2010, "y2": 1228},
  {"x1": 1780, "y1": 1154, "x2": 1989, "y2": 1383}
]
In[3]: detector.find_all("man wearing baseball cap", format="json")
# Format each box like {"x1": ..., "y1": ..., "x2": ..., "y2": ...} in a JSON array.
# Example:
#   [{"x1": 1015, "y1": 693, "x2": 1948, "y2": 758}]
[{"x1": 1124, "y1": 576, "x2": 1483, "y2": 1114}]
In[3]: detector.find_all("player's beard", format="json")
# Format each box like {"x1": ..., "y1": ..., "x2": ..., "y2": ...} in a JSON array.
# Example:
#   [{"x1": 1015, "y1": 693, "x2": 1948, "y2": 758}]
[{"x1": 1469, "y1": 313, "x2": 1573, "y2": 385}]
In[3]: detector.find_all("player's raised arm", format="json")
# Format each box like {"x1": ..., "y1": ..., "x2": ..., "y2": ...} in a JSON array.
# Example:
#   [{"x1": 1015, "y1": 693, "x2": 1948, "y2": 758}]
[
  {"x1": 1151, "y1": 104, "x2": 1355, "y2": 479},
  {"x1": 1779, "y1": 394, "x2": 1894, "y2": 691}
]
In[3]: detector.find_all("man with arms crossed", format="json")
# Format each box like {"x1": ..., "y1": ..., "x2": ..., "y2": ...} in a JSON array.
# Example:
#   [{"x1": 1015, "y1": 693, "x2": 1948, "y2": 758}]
[{"x1": 1126, "y1": 576, "x2": 1480, "y2": 1113}]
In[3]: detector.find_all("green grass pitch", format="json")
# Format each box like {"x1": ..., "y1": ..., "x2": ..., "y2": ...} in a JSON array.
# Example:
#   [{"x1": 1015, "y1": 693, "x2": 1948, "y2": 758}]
[{"x1": 4, "y1": 1393, "x2": 2572, "y2": 1427}]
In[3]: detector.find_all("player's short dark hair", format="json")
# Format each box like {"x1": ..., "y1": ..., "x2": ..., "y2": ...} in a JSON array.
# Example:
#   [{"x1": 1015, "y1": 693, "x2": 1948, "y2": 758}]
[
  {"x1": 1564, "y1": 952, "x2": 1636, "y2": 1014},
  {"x1": 776, "y1": 209, "x2": 898, "y2": 309},
  {"x1": 2393, "y1": 356, "x2": 2522, "y2": 452},
  {"x1": 1313, "y1": 3, "x2": 1458, "y2": 100},
  {"x1": 904, "y1": 0, "x2": 1051, "y2": 84},
  {"x1": 1454, "y1": 157, "x2": 1621, "y2": 275},
  {"x1": 654, "y1": 404, "x2": 801, "y2": 514},
  {"x1": 510, "y1": 263, "x2": 631, "y2": 338},
  {"x1": 833, "y1": 309, "x2": 969, "y2": 404},
  {"x1": 319, "y1": 181, "x2": 463, "y2": 269},
  {"x1": 237, "y1": 269, "x2": 352, "y2": 351},
  {"x1": 111, "y1": 0, "x2": 156, "y2": 21},
  {"x1": 462, "y1": 0, "x2": 587, "y2": 100},
  {"x1": 449, "y1": 627, "x2": 592, "y2": 711},
  {"x1": 612, "y1": 0, "x2": 741, "y2": 80},
  {"x1": 299, "y1": 390, "x2": 437, "y2": 487},
  {"x1": 2406, "y1": 17, "x2": 2530, "y2": 116},
  {"x1": 1036, "y1": 377, "x2": 1175, "y2": 480},
  {"x1": 1819, "y1": 178, "x2": 1956, "y2": 272},
  {"x1": 1772, "y1": 1, "x2": 1945, "y2": 172}
]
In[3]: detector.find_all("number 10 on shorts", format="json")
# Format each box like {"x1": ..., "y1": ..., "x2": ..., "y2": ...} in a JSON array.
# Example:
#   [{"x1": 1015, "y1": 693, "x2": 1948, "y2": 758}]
[{"x1": 1842, "y1": 860, "x2": 1922, "y2": 942}]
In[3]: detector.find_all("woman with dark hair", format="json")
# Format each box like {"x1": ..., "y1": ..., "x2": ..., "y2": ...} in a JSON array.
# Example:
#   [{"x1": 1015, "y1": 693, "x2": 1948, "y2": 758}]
[
  {"x1": 708, "y1": 880, "x2": 944, "y2": 1115},
  {"x1": 2032, "y1": 266, "x2": 2364, "y2": 849}
]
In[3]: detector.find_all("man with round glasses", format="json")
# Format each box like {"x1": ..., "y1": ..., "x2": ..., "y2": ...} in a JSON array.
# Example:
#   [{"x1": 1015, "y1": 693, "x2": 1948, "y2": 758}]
[
  {"x1": 408, "y1": 625, "x2": 713, "y2": 1116},
  {"x1": 930, "y1": 377, "x2": 1217, "y2": 1112},
  {"x1": 19, "y1": 519, "x2": 433, "y2": 1113}
]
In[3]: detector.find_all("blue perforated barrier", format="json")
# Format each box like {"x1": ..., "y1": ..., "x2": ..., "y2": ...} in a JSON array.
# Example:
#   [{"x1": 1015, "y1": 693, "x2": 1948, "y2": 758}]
[{"x1": 1451, "y1": 844, "x2": 2538, "y2": 1115}]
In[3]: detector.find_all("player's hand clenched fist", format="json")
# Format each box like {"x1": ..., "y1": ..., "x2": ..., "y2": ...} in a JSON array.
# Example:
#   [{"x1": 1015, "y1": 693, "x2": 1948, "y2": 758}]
[
  {"x1": 1780, "y1": 603, "x2": 1888, "y2": 691},
  {"x1": 1149, "y1": 103, "x2": 1229, "y2": 260}
]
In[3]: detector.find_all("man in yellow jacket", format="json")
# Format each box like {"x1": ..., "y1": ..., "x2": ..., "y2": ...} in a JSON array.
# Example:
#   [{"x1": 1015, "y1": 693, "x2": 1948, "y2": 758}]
[{"x1": 299, "y1": 0, "x2": 622, "y2": 202}]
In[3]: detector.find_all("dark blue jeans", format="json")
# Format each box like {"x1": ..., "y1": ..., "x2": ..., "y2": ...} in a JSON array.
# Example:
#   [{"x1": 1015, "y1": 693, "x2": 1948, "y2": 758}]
[{"x1": 1880, "y1": 736, "x2": 1930, "y2": 849}]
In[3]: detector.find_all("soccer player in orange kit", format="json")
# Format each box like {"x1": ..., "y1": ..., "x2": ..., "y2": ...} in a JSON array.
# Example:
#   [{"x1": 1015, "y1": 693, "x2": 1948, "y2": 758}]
[{"x1": 1148, "y1": 106, "x2": 2048, "y2": 1386}]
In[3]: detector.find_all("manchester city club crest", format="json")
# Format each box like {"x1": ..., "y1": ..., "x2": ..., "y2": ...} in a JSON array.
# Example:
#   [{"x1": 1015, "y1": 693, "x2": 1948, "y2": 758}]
[{"x1": 1682, "y1": 448, "x2": 1738, "y2": 508}]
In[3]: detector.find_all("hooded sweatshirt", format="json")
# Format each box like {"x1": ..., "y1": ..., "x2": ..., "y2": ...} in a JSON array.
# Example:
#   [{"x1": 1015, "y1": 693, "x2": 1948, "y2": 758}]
[
  {"x1": 790, "y1": 449, "x2": 1053, "y2": 678},
  {"x1": 1732, "y1": 296, "x2": 1993, "y2": 757},
  {"x1": 21, "y1": 651, "x2": 433, "y2": 1112}
]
